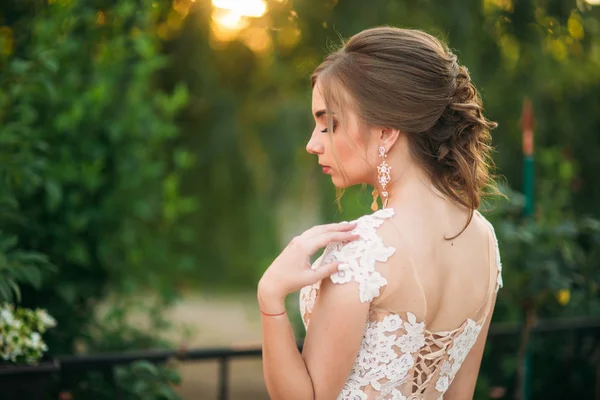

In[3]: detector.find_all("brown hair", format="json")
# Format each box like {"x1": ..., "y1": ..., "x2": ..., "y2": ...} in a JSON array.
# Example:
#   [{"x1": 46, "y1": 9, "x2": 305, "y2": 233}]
[{"x1": 311, "y1": 27, "x2": 498, "y2": 238}]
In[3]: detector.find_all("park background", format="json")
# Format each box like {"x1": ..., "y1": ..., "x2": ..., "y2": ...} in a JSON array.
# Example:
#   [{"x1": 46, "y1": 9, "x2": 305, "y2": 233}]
[{"x1": 1, "y1": 0, "x2": 600, "y2": 399}]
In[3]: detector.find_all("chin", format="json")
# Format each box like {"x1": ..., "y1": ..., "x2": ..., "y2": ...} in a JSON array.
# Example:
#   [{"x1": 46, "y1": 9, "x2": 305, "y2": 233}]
[{"x1": 330, "y1": 175, "x2": 353, "y2": 189}]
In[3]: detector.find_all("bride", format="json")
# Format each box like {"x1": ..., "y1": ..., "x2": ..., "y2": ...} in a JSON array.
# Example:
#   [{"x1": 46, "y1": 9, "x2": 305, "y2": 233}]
[{"x1": 257, "y1": 27, "x2": 502, "y2": 400}]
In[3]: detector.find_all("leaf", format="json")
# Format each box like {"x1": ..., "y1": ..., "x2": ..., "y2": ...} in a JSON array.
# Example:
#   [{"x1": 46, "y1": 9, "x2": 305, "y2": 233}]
[
  {"x1": 35, "y1": 48, "x2": 59, "y2": 73},
  {"x1": 45, "y1": 180, "x2": 63, "y2": 212},
  {"x1": 0, "y1": 279, "x2": 14, "y2": 302},
  {"x1": 132, "y1": 360, "x2": 159, "y2": 376},
  {"x1": 8, "y1": 279, "x2": 21, "y2": 303},
  {"x1": 0, "y1": 235, "x2": 18, "y2": 252},
  {"x1": 10, "y1": 58, "x2": 31, "y2": 74}
]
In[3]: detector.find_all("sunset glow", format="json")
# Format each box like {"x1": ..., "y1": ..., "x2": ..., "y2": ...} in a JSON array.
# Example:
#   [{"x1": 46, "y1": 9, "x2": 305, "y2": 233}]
[
  {"x1": 212, "y1": 0, "x2": 268, "y2": 18},
  {"x1": 210, "y1": 0, "x2": 269, "y2": 45}
]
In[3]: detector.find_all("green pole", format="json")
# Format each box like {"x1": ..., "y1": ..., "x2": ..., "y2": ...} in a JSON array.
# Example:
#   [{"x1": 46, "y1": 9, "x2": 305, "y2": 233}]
[
  {"x1": 523, "y1": 156, "x2": 534, "y2": 217},
  {"x1": 521, "y1": 98, "x2": 535, "y2": 400},
  {"x1": 522, "y1": 153, "x2": 534, "y2": 400}
]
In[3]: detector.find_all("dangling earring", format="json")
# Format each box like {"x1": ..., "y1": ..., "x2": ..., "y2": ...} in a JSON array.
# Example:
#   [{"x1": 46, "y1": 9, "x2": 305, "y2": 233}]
[
  {"x1": 371, "y1": 145, "x2": 391, "y2": 212},
  {"x1": 370, "y1": 188, "x2": 379, "y2": 212}
]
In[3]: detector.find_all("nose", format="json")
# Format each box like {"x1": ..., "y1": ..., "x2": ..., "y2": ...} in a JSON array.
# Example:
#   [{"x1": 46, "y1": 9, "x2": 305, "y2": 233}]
[{"x1": 306, "y1": 130, "x2": 324, "y2": 155}]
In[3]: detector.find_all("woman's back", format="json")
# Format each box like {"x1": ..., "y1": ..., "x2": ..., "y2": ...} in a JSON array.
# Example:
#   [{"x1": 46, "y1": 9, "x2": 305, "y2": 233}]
[
  {"x1": 379, "y1": 186, "x2": 499, "y2": 332},
  {"x1": 299, "y1": 192, "x2": 502, "y2": 399}
]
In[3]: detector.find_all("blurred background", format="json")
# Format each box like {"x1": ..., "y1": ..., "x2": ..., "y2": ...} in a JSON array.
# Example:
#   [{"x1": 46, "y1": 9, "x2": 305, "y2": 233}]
[{"x1": 1, "y1": 0, "x2": 599, "y2": 399}]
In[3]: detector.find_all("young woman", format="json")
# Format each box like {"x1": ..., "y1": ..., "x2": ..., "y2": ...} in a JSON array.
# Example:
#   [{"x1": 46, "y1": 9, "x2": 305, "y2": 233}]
[{"x1": 257, "y1": 27, "x2": 502, "y2": 400}]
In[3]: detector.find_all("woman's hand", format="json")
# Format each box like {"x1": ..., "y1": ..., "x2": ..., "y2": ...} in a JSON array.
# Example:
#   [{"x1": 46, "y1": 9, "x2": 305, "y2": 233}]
[{"x1": 257, "y1": 221, "x2": 360, "y2": 313}]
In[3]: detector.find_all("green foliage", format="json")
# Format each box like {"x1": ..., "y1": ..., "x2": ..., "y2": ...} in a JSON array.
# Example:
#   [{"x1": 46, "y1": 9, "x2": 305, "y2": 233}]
[
  {"x1": 0, "y1": 0, "x2": 193, "y2": 355},
  {"x1": 115, "y1": 361, "x2": 182, "y2": 400},
  {"x1": 73, "y1": 361, "x2": 182, "y2": 400},
  {"x1": 0, "y1": 235, "x2": 52, "y2": 303},
  {"x1": 479, "y1": 148, "x2": 600, "y2": 398},
  {"x1": 0, "y1": 0, "x2": 192, "y2": 397},
  {"x1": 489, "y1": 148, "x2": 600, "y2": 314},
  {"x1": 163, "y1": 0, "x2": 600, "y2": 290},
  {"x1": 0, "y1": 303, "x2": 56, "y2": 364},
  {"x1": 1, "y1": 0, "x2": 599, "y2": 397}
]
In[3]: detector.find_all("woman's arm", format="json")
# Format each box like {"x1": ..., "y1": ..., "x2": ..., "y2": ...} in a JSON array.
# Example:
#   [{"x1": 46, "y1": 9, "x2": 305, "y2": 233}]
[
  {"x1": 257, "y1": 220, "x2": 368, "y2": 400},
  {"x1": 258, "y1": 285, "x2": 314, "y2": 400},
  {"x1": 258, "y1": 277, "x2": 369, "y2": 400}
]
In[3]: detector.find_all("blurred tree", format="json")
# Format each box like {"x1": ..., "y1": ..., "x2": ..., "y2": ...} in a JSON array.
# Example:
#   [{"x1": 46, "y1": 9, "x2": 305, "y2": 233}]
[
  {"x1": 163, "y1": 0, "x2": 600, "y2": 290},
  {"x1": 0, "y1": 0, "x2": 194, "y2": 355}
]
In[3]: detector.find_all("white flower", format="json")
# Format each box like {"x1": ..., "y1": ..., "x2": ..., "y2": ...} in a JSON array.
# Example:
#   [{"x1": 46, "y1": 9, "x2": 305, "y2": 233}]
[
  {"x1": 359, "y1": 272, "x2": 388, "y2": 303},
  {"x1": 36, "y1": 309, "x2": 57, "y2": 328},
  {"x1": 385, "y1": 352, "x2": 414, "y2": 381},
  {"x1": 396, "y1": 331, "x2": 426, "y2": 354},
  {"x1": 448, "y1": 340, "x2": 470, "y2": 364},
  {"x1": 440, "y1": 360, "x2": 452, "y2": 375},
  {"x1": 395, "y1": 313, "x2": 426, "y2": 353},
  {"x1": 404, "y1": 312, "x2": 426, "y2": 334},
  {"x1": 448, "y1": 319, "x2": 482, "y2": 365},
  {"x1": 30, "y1": 332, "x2": 42, "y2": 347},
  {"x1": 436, "y1": 375, "x2": 450, "y2": 392},
  {"x1": 326, "y1": 210, "x2": 395, "y2": 304},
  {"x1": 12, "y1": 319, "x2": 22, "y2": 330},
  {"x1": 389, "y1": 389, "x2": 408, "y2": 400},
  {"x1": 331, "y1": 263, "x2": 355, "y2": 284},
  {"x1": 1, "y1": 308, "x2": 15, "y2": 327},
  {"x1": 0, "y1": 304, "x2": 56, "y2": 364},
  {"x1": 373, "y1": 337, "x2": 398, "y2": 364},
  {"x1": 380, "y1": 314, "x2": 403, "y2": 333},
  {"x1": 372, "y1": 208, "x2": 395, "y2": 219}
]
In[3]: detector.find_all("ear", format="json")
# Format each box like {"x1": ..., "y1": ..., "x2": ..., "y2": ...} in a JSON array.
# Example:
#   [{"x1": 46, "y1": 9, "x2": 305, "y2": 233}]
[{"x1": 378, "y1": 128, "x2": 401, "y2": 149}]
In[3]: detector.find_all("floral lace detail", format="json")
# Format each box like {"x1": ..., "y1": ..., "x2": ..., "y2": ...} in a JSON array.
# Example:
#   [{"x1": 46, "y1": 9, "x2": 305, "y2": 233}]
[
  {"x1": 299, "y1": 281, "x2": 320, "y2": 327},
  {"x1": 326, "y1": 208, "x2": 396, "y2": 303},
  {"x1": 299, "y1": 208, "x2": 395, "y2": 327},
  {"x1": 341, "y1": 313, "x2": 424, "y2": 400},
  {"x1": 435, "y1": 319, "x2": 483, "y2": 396},
  {"x1": 298, "y1": 209, "x2": 503, "y2": 400}
]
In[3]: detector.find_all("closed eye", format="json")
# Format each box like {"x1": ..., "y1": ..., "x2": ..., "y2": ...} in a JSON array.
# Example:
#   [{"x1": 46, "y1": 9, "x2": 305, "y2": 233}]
[{"x1": 321, "y1": 121, "x2": 338, "y2": 133}]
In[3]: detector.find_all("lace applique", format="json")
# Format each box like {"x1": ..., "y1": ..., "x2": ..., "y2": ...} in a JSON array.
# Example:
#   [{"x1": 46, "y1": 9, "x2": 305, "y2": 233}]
[
  {"x1": 298, "y1": 208, "x2": 500, "y2": 400},
  {"x1": 326, "y1": 208, "x2": 396, "y2": 303},
  {"x1": 340, "y1": 313, "x2": 425, "y2": 400},
  {"x1": 435, "y1": 318, "x2": 483, "y2": 395}
]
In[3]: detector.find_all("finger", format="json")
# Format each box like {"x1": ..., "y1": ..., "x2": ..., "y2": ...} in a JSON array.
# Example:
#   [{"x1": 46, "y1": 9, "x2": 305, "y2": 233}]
[
  {"x1": 314, "y1": 261, "x2": 344, "y2": 280},
  {"x1": 305, "y1": 231, "x2": 361, "y2": 254},
  {"x1": 304, "y1": 221, "x2": 357, "y2": 238}
]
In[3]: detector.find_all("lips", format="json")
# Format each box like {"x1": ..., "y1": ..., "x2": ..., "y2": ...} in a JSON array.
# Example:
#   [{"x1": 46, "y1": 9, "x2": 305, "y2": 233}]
[{"x1": 320, "y1": 164, "x2": 331, "y2": 174}]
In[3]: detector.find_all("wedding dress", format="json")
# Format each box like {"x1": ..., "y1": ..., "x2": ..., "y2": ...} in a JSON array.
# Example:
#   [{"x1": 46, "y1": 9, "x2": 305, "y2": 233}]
[{"x1": 299, "y1": 208, "x2": 502, "y2": 400}]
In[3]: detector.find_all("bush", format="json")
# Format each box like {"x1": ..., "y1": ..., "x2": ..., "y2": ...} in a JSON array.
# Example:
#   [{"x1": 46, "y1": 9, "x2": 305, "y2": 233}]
[{"x1": 0, "y1": 0, "x2": 193, "y2": 355}]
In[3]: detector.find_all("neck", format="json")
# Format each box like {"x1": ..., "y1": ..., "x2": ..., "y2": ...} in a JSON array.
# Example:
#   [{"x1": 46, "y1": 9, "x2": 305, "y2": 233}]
[{"x1": 376, "y1": 160, "x2": 438, "y2": 209}]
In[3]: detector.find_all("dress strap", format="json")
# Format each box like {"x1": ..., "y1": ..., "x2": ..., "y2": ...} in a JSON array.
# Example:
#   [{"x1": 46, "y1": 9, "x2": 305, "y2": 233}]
[
  {"x1": 475, "y1": 210, "x2": 503, "y2": 292},
  {"x1": 468, "y1": 210, "x2": 503, "y2": 320}
]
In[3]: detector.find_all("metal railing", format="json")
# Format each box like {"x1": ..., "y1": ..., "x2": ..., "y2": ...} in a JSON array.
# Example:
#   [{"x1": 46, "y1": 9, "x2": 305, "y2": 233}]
[{"x1": 1, "y1": 316, "x2": 599, "y2": 400}]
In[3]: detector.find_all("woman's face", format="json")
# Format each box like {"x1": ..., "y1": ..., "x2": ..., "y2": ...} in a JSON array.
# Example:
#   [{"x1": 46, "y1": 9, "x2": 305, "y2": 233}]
[{"x1": 306, "y1": 83, "x2": 378, "y2": 188}]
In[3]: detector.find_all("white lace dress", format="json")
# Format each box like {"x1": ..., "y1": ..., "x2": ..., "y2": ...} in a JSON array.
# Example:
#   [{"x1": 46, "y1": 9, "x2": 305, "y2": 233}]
[{"x1": 299, "y1": 208, "x2": 502, "y2": 400}]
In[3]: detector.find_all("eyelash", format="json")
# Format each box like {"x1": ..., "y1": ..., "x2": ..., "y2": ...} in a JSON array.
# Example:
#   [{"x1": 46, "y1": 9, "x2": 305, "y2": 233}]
[{"x1": 320, "y1": 122, "x2": 338, "y2": 133}]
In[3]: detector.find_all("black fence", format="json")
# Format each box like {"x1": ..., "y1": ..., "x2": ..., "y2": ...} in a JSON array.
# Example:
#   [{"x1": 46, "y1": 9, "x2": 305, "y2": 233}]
[{"x1": 1, "y1": 317, "x2": 599, "y2": 400}]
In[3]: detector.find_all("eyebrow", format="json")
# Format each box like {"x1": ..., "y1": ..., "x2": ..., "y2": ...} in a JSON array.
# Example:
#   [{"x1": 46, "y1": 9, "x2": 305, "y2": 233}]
[{"x1": 314, "y1": 109, "x2": 327, "y2": 118}]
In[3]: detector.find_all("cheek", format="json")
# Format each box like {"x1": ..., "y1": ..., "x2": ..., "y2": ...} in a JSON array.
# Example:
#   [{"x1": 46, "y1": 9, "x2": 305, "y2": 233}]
[{"x1": 331, "y1": 134, "x2": 371, "y2": 183}]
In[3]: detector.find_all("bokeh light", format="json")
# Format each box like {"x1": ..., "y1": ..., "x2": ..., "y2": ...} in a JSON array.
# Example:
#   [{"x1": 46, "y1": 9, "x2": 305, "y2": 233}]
[
  {"x1": 212, "y1": 0, "x2": 268, "y2": 18},
  {"x1": 210, "y1": 0, "x2": 271, "y2": 51}
]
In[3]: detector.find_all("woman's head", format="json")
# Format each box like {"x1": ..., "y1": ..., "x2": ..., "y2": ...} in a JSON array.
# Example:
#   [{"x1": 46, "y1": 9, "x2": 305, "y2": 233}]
[{"x1": 306, "y1": 27, "x2": 497, "y2": 216}]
